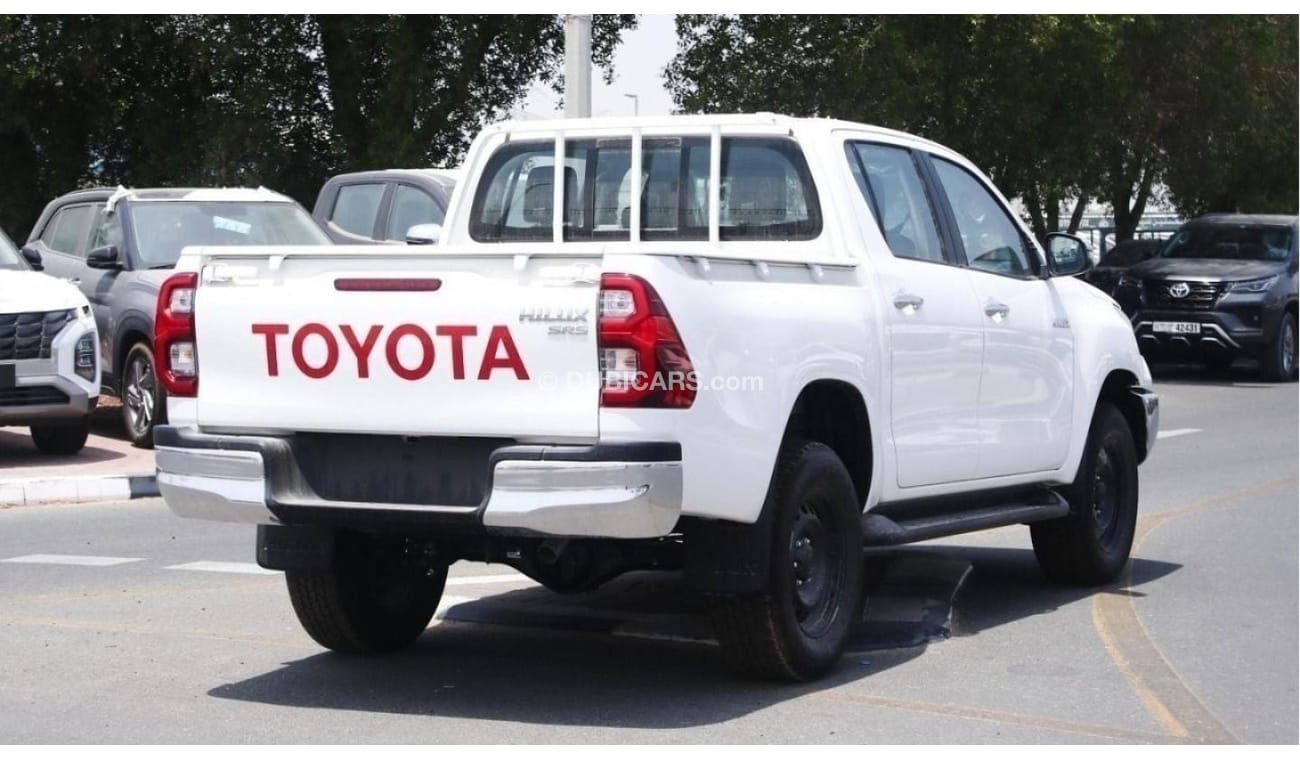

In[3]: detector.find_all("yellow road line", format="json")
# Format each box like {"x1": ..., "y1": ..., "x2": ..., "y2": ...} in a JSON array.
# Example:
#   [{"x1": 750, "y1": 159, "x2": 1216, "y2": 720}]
[{"x1": 1090, "y1": 477, "x2": 1297, "y2": 744}]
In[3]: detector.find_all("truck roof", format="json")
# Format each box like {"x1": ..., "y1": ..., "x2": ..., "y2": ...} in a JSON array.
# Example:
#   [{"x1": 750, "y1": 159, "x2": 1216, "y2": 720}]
[{"x1": 484, "y1": 113, "x2": 948, "y2": 153}]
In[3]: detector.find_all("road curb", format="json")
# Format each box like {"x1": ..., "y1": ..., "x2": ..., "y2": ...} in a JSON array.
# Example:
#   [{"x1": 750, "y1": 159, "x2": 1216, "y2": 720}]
[{"x1": 0, "y1": 473, "x2": 158, "y2": 507}]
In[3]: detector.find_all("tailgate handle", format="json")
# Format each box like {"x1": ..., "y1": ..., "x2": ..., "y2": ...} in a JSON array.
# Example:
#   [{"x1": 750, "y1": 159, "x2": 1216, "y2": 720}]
[{"x1": 334, "y1": 278, "x2": 443, "y2": 292}]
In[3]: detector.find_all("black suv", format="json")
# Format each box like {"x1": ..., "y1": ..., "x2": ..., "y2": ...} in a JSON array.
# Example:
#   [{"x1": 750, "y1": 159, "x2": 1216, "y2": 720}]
[{"x1": 1115, "y1": 214, "x2": 1298, "y2": 381}]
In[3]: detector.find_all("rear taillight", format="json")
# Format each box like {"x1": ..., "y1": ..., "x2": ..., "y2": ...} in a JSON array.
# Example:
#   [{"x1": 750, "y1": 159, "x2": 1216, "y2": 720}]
[
  {"x1": 598, "y1": 273, "x2": 696, "y2": 408},
  {"x1": 155, "y1": 272, "x2": 198, "y2": 397}
]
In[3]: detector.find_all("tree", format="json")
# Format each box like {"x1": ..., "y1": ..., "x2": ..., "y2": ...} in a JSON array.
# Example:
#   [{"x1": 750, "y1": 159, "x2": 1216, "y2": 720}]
[
  {"x1": 0, "y1": 14, "x2": 635, "y2": 237},
  {"x1": 666, "y1": 15, "x2": 1298, "y2": 242}
]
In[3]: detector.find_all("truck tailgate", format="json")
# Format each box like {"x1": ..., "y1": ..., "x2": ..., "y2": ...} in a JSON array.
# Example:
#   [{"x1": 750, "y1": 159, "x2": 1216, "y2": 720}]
[{"x1": 192, "y1": 253, "x2": 601, "y2": 439}]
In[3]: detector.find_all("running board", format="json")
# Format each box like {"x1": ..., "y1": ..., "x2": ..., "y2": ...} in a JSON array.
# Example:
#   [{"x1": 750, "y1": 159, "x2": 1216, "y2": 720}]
[{"x1": 862, "y1": 490, "x2": 1070, "y2": 547}]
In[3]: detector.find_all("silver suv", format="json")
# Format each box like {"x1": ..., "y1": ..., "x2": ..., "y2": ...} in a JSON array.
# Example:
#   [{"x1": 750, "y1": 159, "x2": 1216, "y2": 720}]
[
  {"x1": 1, "y1": 226, "x2": 100, "y2": 454},
  {"x1": 22, "y1": 187, "x2": 331, "y2": 447}
]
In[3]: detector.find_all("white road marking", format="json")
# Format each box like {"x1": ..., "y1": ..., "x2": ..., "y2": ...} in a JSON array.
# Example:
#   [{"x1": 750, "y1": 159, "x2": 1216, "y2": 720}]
[
  {"x1": 1157, "y1": 428, "x2": 1202, "y2": 440},
  {"x1": 445, "y1": 572, "x2": 537, "y2": 587},
  {"x1": 1, "y1": 554, "x2": 143, "y2": 567},
  {"x1": 165, "y1": 561, "x2": 280, "y2": 575}
]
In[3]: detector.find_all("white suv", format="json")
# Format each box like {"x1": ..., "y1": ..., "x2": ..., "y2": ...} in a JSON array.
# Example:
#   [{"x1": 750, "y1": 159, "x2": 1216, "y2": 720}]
[{"x1": 1, "y1": 227, "x2": 100, "y2": 454}]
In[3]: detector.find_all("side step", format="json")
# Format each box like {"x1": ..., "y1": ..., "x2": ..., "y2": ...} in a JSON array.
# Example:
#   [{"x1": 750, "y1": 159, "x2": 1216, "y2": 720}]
[{"x1": 862, "y1": 490, "x2": 1070, "y2": 547}]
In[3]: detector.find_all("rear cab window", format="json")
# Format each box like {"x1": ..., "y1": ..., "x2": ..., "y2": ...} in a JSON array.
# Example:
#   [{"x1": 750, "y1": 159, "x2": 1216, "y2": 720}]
[{"x1": 469, "y1": 135, "x2": 821, "y2": 243}]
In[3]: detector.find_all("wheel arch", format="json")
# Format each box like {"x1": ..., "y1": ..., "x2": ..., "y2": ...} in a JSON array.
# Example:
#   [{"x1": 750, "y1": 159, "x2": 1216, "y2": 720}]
[
  {"x1": 1095, "y1": 368, "x2": 1150, "y2": 464},
  {"x1": 780, "y1": 379, "x2": 874, "y2": 508}
]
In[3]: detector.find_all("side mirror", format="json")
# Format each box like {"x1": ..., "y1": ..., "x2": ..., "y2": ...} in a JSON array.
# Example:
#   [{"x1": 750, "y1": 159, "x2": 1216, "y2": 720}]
[
  {"x1": 1045, "y1": 233, "x2": 1092, "y2": 278},
  {"x1": 86, "y1": 245, "x2": 122, "y2": 269},
  {"x1": 19, "y1": 245, "x2": 43, "y2": 271},
  {"x1": 406, "y1": 223, "x2": 442, "y2": 245}
]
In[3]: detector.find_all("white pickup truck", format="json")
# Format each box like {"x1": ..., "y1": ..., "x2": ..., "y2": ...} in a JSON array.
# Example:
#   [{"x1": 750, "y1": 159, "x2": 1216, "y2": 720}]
[{"x1": 155, "y1": 114, "x2": 1158, "y2": 681}]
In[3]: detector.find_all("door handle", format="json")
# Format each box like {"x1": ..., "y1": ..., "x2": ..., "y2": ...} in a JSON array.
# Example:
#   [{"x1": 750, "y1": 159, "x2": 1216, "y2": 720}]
[
  {"x1": 984, "y1": 300, "x2": 1011, "y2": 319},
  {"x1": 893, "y1": 292, "x2": 924, "y2": 311},
  {"x1": 67, "y1": 278, "x2": 81, "y2": 286}
]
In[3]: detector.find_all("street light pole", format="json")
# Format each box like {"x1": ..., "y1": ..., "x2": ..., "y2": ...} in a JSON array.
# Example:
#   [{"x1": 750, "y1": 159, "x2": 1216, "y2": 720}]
[
  {"x1": 624, "y1": 93, "x2": 639, "y2": 116},
  {"x1": 564, "y1": 15, "x2": 592, "y2": 118}
]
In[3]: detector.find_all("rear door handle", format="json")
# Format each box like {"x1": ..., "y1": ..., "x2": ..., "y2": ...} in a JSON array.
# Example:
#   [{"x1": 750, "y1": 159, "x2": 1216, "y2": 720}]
[
  {"x1": 984, "y1": 300, "x2": 1011, "y2": 319},
  {"x1": 893, "y1": 292, "x2": 924, "y2": 311}
]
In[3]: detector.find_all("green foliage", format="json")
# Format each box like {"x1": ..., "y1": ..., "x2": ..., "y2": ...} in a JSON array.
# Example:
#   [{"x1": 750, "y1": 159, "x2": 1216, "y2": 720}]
[
  {"x1": 667, "y1": 15, "x2": 1298, "y2": 240},
  {"x1": 0, "y1": 14, "x2": 635, "y2": 238}
]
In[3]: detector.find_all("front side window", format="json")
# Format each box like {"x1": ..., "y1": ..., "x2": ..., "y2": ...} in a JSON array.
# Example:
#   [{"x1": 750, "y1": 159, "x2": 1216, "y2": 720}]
[
  {"x1": 846, "y1": 142, "x2": 947, "y2": 264},
  {"x1": 385, "y1": 185, "x2": 444, "y2": 241},
  {"x1": 90, "y1": 206, "x2": 125, "y2": 252},
  {"x1": 469, "y1": 136, "x2": 821, "y2": 243},
  {"x1": 330, "y1": 183, "x2": 386, "y2": 237},
  {"x1": 42, "y1": 205, "x2": 95, "y2": 256},
  {"x1": 129, "y1": 201, "x2": 330, "y2": 268},
  {"x1": 931, "y1": 158, "x2": 1034, "y2": 277}
]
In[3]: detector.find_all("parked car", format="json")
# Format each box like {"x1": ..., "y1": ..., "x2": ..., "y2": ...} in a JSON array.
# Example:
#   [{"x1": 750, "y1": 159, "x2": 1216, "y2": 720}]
[
  {"x1": 1083, "y1": 238, "x2": 1165, "y2": 296},
  {"x1": 1114, "y1": 213, "x2": 1299, "y2": 380},
  {"x1": 312, "y1": 169, "x2": 459, "y2": 245},
  {"x1": 1, "y1": 225, "x2": 100, "y2": 454},
  {"x1": 22, "y1": 187, "x2": 332, "y2": 447},
  {"x1": 153, "y1": 115, "x2": 1158, "y2": 681}
]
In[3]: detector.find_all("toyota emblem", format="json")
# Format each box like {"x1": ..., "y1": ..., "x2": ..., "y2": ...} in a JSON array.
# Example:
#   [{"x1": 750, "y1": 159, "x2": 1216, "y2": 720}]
[{"x1": 1168, "y1": 282, "x2": 1190, "y2": 298}]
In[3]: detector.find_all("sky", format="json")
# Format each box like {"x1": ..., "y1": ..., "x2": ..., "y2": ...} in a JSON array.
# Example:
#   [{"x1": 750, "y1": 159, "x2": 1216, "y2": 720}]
[{"x1": 512, "y1": 14, "x2": 679, "y2": 120}]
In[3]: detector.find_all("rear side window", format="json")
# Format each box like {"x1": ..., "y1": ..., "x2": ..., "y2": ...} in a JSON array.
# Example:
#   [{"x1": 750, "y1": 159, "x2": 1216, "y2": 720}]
[
  {"x1": 469, "y1": 136, "x2": 820, "y2": 242},
  {"x1": 846, "y1": 142, "x2": 948, "y2": 264},
  {"x1": 42, "y1": 204, "x2": 94, "y2": 256},
  {"x1": 330, "y1": 183, "x2": 386, "y2": 237},
  {"x1": 385, "y1": 185, "x2": 444, "y2": 241}
]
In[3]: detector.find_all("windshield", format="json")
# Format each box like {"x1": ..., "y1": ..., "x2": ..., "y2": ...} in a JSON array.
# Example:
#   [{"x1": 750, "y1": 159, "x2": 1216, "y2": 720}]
[
  {"x1": 129, "y1": 201, "x2": 330, "y2": 268},
  {"x1": 0, "y1": 227, "x2": 26, "y2": 271},
  {"x1": 1160, "y1": 223, "x2": 1294, "y2": 262}
]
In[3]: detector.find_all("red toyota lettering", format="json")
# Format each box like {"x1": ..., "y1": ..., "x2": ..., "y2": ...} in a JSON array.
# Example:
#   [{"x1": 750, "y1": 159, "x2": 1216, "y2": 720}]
[
  {"x1": 340, "y1": 324, "x2": 382, "y2": 378},
  {"x1": 478, "y1": 325, "x2": 530, "y2": 380},
  {"x1": 436, "y1": 325, "x2": 477, "y2": 380},
  {"x1": 385, "y1": 324, "x2": 435, "y2": 381},
  {"x1": 251, "y1": 323, "x2": 289, "y2": 376},
  {"x1": 291, "y1": 322, "x2": 339, "y2": 379}
]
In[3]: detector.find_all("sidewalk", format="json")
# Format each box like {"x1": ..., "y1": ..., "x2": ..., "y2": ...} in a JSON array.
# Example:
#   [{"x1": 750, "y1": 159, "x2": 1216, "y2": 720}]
[{"x1": 0, "y1": 399, "x2": 157, "y2": 506}]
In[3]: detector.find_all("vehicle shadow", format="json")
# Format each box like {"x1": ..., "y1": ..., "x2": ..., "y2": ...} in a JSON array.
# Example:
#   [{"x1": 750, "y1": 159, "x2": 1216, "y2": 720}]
[
  {"x1": 937, "y1": 545, "x2": 1181, "y2": 637},
  {"x1": 0, "y1": 428, "x2": 126, "y2": 469},
  {"x1": 208, "y1": 546, "x2": 1180, "y2": 729},
  {"x1": 1149, "y1": 360, "x2": 1275, "y2": 389}
]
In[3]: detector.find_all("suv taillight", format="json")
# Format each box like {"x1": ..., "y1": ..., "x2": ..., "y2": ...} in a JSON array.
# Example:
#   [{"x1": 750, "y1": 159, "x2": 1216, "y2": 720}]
[
  {"x1": 155, "y1": 272, "x2": 198, "y2": 397},
  {"x1": 598, "y1": 273, "x2": 696, "y2": 408}
]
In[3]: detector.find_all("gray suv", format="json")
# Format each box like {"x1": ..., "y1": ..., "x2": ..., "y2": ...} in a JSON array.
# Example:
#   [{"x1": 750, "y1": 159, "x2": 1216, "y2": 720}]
[
  {"x1": 23, "y1": 187, "x2": 331, "y2": 446},
  {"x1": 312, "y1": 169, "x2": 458, "y2": 245}
]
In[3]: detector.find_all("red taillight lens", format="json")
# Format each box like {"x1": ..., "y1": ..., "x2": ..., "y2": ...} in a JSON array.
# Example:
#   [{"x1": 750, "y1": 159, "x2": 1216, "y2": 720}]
[
  {"x1": 154, "y1": 272, "x2": 198, "y2": 397},
  {"x1": 598, "y1": 273, "x2": 696, "y2": 408}
]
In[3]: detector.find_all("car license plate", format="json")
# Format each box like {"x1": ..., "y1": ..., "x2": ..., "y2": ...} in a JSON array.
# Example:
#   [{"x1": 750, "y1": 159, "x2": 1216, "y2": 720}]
[{"x1": 1152, "y1": 321, "x2": 1201, "y2": 334}]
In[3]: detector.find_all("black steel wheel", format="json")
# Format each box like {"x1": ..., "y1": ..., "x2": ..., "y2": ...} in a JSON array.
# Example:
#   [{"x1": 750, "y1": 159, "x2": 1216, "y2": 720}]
[
  {"x1": 1031, "y1": 402, "x2": 1139, "y2": 585},
  {"x1": 709, "y1": 440, "x2": 864, "y2": 681}
]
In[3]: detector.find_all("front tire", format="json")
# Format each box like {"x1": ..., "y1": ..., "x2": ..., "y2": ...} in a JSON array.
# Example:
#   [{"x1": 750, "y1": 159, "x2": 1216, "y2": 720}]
[
  {"x1": 286, "y1": 532, "x2": 447, "y2": 654},
  {"x1": 1031, "y1": 402, "x2": 1139, "y2": 585},
  {"x1": 30, "y1": 419, "x2": 90, "y2": 455},
  {"x1": 709, "y1": 441, "x2": 864, "y2": 681},
  {"x1": 1262, "y1": 312, "x2": 1298, "y2": 383},
  {"x1": 121, "y1": 342, "x2": 165, "y2": 449}
]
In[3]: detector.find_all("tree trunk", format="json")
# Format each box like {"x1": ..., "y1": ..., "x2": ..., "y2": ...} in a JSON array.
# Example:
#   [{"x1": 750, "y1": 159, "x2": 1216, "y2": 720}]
[
  {"x1": 1024, "y1": 187, "x2": 1048, "y2": 243},
  {"x1": 1067, "y1": 195, "x2": 1087, "y2": 234}
]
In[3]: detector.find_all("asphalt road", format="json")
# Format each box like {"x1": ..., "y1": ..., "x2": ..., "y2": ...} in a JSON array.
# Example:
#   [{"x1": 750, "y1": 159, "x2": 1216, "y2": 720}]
[{"x1": 0, "y1": 363, "x2": 1295, "y2": 743}]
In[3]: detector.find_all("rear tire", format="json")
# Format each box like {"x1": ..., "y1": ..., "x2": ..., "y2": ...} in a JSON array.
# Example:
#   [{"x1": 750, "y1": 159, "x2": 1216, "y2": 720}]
[
  {"x1": 1262, "y1": 312, "x2": 1298, "y2": 383},
  {"x1": 1031, "y1": 403, "x2": 1138, "y2": 585},
  {"x1": 286, "y1": 532, "x2": 447, "y2": 654},
  {"x1": 121, "y1": 342, "x2": 165, "y2": 449},
  {"x1": 709, "y1": 440, "x2": 864, "y2": 681},
  {"x1": 30, "y1": 419, "x2": 90, "y2": 455}
]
